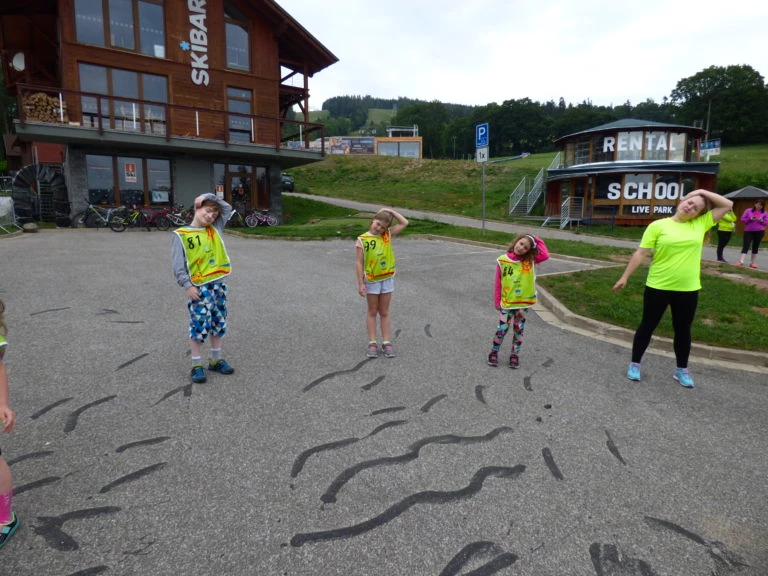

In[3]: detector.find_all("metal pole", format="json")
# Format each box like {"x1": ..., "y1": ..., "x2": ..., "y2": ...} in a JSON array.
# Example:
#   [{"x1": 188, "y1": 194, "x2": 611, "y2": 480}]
[{"x1": 481, "y1": 163, "x2": 486, "y2": 233}]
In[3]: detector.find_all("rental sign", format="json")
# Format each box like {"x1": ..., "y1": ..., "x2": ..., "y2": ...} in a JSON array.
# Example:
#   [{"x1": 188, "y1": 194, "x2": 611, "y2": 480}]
[{"x1": 181, "y1": 0, "x2": 210, "y2": 86}]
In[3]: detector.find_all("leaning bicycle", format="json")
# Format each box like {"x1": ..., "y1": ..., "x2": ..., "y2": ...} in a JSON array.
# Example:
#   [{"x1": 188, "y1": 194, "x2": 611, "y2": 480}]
[
  {"x1": 245, "y1": 209, "x2": 278, "y2": 227},
  {"x1": 71, "y1": 200, "x2": 123, "y2": 229}
]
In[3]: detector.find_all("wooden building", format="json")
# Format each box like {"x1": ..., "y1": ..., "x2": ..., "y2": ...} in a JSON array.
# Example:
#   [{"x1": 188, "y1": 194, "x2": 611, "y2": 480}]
[
  {"x1": 546, "y1": 119, "x2": 719, "y2": 226},
  {"x1": 0, "y1": 0, "x2": 337, "y2": 221}
]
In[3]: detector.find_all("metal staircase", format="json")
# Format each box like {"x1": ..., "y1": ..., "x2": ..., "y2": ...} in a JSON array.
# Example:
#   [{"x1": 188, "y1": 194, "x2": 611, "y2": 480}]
[{"x1": 507, "y1": 152, "x2": 560, "y2": 216}]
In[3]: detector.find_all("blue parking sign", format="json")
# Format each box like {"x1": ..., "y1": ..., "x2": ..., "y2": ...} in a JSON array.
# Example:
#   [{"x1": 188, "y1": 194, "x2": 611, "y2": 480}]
[{"x1": 476, "y1": 123, "x2": 489, "y2": 148}]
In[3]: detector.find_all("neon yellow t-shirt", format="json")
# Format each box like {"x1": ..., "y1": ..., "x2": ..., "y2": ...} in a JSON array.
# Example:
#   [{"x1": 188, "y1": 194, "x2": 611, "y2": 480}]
[{"x1": 640, "y1": 211, "x2": 714, "y2": 291}]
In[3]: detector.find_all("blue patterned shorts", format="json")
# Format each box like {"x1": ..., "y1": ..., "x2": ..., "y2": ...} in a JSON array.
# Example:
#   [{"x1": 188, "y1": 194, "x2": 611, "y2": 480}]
[{"x1": 188, "y1": 282, "x2": 228, "y2": 343}]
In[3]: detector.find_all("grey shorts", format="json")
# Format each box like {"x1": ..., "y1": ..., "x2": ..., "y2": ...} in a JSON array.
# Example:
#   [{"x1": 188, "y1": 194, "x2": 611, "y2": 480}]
[{"x1": 365, "y1": 277, "x2": 394, "y2": 295}]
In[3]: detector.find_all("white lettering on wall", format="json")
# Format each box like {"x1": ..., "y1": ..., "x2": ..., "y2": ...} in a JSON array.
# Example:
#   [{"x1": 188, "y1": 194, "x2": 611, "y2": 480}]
[
  {"x1": 603, "y1": 132, "x2": 679, "y2": 154},
  {"x1": 188, "y1": 0, "x2": 209, "y2": 86},
  {"x1": 605, "y1": 181, "x2": 682, "y2": 201}
]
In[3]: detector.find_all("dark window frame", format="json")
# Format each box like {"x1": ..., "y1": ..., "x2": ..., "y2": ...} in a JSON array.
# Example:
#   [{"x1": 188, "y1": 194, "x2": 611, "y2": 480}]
[{"x1": 74, "y1": 0, "x2": 166, "y2": 58}]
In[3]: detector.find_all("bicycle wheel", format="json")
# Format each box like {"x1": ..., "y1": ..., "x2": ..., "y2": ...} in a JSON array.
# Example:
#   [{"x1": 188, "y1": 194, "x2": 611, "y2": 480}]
[
  {"x1": 138, "y1": 213, "x2": 150, "y2": 230},
  {"x1": 108, "y1": 215, "x2": 126, "y2": 232},
  {"x1": 265, "y1": 214, "x2": 278, "y2": 226},
  {"x1": 85, "y1": 211, "x2": 103, "y2": 228},
  {"x1": 157, "y1": 216, "x2": 171, "y2": 231},
  {"x1": 245, "y1": 213, "x2": 260, "y2": 228}
]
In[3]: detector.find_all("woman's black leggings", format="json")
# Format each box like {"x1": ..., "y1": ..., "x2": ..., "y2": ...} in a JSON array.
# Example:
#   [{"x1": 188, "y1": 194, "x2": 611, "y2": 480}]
[
  {"x1": 631, "y1": 286, "x2": 699, "y2": 368},
  {"x1": 741, "y1": 230, "x2": 765, "y2": 254}
]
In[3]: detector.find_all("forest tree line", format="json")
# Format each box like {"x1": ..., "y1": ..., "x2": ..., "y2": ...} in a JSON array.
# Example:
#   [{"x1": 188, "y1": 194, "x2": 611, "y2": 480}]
[{"x1": 308, "y1": 65, "x2": 768, "y2": 160}]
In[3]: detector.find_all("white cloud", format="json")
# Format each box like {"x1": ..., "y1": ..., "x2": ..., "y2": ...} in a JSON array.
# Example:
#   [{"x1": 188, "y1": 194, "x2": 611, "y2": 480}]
[{"x1": 277, "y1": 0, "x2": 768, "y2": 109}]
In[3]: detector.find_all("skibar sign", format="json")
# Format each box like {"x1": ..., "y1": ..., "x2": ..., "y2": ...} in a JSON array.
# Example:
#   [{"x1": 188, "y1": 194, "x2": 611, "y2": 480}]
[{"x1": 181, "y1": 0, "x2": 210, "y2": 86}]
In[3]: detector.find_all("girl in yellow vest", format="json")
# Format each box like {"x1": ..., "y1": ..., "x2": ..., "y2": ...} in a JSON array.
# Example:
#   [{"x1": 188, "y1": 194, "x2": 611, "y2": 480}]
[
  {"x1": 356, "y1": 208, "x2": 409, "y2": 358},
  {"x1": 715, "y1": 209, "x2": 736, "y2": 263},
  {"x1": 488, "y1": 234, "x2": 549, "y2": 368},
  {"x1": 0, "y1": 299, "x2": 19, "y2": 549},
  {"x1": 171, "y1": 193, "x2": 235, "y2": 384}
]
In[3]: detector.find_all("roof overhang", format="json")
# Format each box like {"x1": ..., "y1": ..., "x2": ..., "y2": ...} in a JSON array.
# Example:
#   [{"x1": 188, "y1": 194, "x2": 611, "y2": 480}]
[
  {"x1": 13, "y1": 120, "x2": 324, "y2": 169},
  {"x1": 547, "y1": 161, "x2": 720, "y2": 181}
]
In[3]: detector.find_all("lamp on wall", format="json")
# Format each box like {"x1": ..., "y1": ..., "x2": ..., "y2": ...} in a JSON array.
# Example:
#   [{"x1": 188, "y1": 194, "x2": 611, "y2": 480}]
[{"x1": 10, "y1": 52, "x2": 25, "y2": 72}]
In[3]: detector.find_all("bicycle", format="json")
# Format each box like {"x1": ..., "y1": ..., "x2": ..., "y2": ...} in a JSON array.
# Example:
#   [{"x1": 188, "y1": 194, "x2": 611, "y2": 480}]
[
  {"x1": 158, "y1": 204, "x2": 192, "y2": 228},
  {"x1": 108, "y1": 205, "x2": 151, "y2": 232},
  {"x1": 245, "y1": 209, "x2": 278, "y2": 227},
  {"x1": 71, "y1": 200, "x2": 123, "y2": 229},
  {"x1": 227, "y1": 209, "x2": 256, "y2": 228}
]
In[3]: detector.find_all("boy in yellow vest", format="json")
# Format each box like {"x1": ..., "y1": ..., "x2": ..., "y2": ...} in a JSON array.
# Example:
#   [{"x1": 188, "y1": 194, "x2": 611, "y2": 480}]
[{"x1": 171, "y1": 193, "x2": 235, "y2": 383}]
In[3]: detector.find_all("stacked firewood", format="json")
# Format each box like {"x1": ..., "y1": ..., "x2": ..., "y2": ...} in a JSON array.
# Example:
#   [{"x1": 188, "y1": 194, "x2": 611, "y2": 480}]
[{"x1": 23, "y1": 92, "x2": 68, "y2": 123}]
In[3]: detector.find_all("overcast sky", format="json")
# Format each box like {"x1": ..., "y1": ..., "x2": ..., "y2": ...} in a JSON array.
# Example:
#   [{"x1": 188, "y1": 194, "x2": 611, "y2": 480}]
[{"x1": 277, "y1": 0, "x2": 767, "y2": 111}]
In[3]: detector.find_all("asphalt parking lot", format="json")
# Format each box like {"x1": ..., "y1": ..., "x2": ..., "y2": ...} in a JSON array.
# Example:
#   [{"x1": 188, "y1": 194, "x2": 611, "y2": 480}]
[{"x1": 1, "y1": 230, "x2": 767, "y2": 576}]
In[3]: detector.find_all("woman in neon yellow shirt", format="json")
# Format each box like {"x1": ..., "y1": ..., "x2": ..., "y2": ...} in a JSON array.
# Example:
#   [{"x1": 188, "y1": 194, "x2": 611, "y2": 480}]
[{"x1": 613, "y1": 189, "x2": 733, "y2": 388}]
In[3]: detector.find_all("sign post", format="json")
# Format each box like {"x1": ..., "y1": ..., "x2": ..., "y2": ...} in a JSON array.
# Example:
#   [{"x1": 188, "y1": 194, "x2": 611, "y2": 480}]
[{"x1": 476, "y1": 123, "x2": 489, "y2": 232}]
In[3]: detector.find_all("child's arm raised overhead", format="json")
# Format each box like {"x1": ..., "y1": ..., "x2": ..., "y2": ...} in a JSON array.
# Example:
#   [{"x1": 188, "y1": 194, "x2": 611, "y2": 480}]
[
  {"x1": 533, "y1": 237, "x2": 549, "y2": 264},
  {"x1": 383, "y1": 208, "x2": 409, "y2": 236}
]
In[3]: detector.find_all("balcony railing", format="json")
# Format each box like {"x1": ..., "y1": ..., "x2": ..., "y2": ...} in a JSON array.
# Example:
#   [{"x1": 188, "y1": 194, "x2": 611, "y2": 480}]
[{"x1": 16, "y1": 84, "x2": 325, "y2": 154}]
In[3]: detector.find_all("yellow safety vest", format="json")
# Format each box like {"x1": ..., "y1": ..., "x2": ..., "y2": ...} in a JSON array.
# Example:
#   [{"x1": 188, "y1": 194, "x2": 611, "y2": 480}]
[
  {"x1": 175, "y1": 226, "x2": 231, "y2": 286},
  {"x1": 359, "y1": 230, "x2": 395, "y2": 282},
  {"x1": 498, "y1": 254, "x2": 537, "y2": 309}
]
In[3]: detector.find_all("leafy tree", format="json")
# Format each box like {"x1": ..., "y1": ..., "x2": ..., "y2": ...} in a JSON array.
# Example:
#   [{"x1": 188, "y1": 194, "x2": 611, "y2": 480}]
[
  {"x1": 670, "y1": 65, "x2": 768, "y2": 144},
  {"x1": 392, "y1": 101, "x2": 450, "y2": 158}
]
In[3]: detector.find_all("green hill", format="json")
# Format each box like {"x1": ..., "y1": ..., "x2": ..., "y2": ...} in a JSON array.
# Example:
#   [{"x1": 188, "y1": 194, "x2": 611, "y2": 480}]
[
  {"x1": 289, "y1": 152, "x2": 553, "y2": 221},
  {"x1": 288, "y1": 144, "x2": 768, "y2": 222}
]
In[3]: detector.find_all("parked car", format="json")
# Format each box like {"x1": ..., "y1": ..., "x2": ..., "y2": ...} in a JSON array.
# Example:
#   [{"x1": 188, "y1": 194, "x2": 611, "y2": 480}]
[{"x1": 281, "y1": 172, "x2": 295, "y2": 191}]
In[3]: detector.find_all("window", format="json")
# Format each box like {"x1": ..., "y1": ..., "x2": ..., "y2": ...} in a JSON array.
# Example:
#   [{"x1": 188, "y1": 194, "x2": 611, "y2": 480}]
[
  {"x1": 78, "y1": 63, "x2": 167, "y2": 134},
  {"x1": 591, "y1": 135, "x2": 613, "y2": 163},
  {"x1": 225, "y1": 4, "x2": 249, "y2": 71},
  {"x1": 574, "y1": 139, "x2": 590, "y2": 165},
  {"x1": 669, "y1": 132, "x2": 686, "y2": 162},
  {"x1": 615, "y1": 132, "x2": 643, "y2": 161},
  {"x1": 109, "y1": 0, "x2": 134, "y2": 50},
  {"x1": 139, "y1": 1, "x2": 165, "y2": 57},
  {"x1": 86, "y1": 154, "x2": 114, "y2": 204},
  {"x1": 75, "y1": 0, "x2": 105, "y2": 46},
  {"x1": 227, "y1": 87, "x2": 252, "y2": 143},
  {"x1": 644, "y1": 132, "x2": 668, "y2": 161},
  {"x1": 86, "y1": 154, "x2": 172, "y2": 205},
  {"x1": 75, "y1": 0, "x2": 165, "y2": 58}
]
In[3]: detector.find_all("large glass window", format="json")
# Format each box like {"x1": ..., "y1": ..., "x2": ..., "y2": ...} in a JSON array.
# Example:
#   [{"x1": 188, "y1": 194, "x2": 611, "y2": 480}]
[
  {"x1": 86, "y1": 154, "x2": 114, "y2": 204},
  {"x1": 78, "y1": 63, "x2": 167, "y2": 133},
  {"x1": 112, "y1": 69, "x2": 140, "y2": 131},
  {"x1": 227, "y1": 87, "x2": 252, "y2": 143},
  {"x1": 117, "y1": 156, "x2": 144, "y2": 205},
  {"x1": 75, "y1": 0, "x2": 105, "y2": 46},
  {"x1": 86, "y1": 154, "x2": 172, "y2": 205},
  {"x1": 644, "y1": 131, "x2": 668, "y2": 161},
  {"x1": 669, "y1": 132, "x2": 686, "y2": 162},
  {"x1": 75, "y1": 0, "x2": 165, "y2": 58},
  {"x1": 79, "y1": 63, "x2": 109, "y2": 127},
  {"x1": 615, "y1": 131, "x2": 643, "y2": 161},
  {"x1": 574, "y1": 139, "x2": 590, "y2": 165},
  {"x1": 591, "y1": 135, "x2": 613, "y2": 163},
  {"x1": 148, "y1": 159, "x2": 171, "y2": 204},
  {"x1": 109, "y1": 0, "x2": 135, "y2": 50},
  {"x1": 142, "y1": 73, "x2": 167, "y2": 135},
  {"x1": 225, "y1": 5, "x2": 250, "y2": 71},
  {"x1": 139, "y1": 1, "x2": 165, "y2": 57}
]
